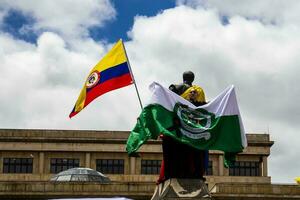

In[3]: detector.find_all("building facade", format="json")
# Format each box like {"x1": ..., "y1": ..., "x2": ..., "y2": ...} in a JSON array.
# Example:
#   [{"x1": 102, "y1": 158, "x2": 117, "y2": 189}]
[{"x1": 0, "y1": 129, "x2": 299, "y2": 199}]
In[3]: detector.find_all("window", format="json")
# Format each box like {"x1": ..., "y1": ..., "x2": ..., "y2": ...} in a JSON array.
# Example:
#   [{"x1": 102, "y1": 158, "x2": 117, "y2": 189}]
[
  {"x1": 229, "y1": 161, "x2": 260, "y2": 176},
  {"x1": 3, "y1": 158, "x2": 33, "y2": 173},
  {"x1": 205, "y1": 161, "x2": 213, "y2": 175},
  {"x1": 50, "y1": 158, "x2": 79, "y2": 173},
  {"x1": 141, "y1": 160, "x2": 162, "y2": 174},
  {"x1": 96, "y1": 159, "x2": 124, "y2": 174}
]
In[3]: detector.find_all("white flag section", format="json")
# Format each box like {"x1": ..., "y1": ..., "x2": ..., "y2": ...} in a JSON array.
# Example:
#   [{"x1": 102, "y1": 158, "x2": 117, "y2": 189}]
[
  {"x1": 127, "y1": 82, "x2": 247, "y2": 165},
  {"x1": 147, "y1": 82, "x2": 247, "y2": 148}
]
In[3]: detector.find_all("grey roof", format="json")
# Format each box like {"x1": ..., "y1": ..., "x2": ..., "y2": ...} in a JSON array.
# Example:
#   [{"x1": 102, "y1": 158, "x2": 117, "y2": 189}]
[{"x1": 50, "y1": 168, "x2": 110, "y2": 183}]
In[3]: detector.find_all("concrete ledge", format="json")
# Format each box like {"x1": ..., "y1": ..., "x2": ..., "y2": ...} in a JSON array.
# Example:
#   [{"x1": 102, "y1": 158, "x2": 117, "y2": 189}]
[
  {"x1": 211, "y1": 183, "x2": 300, "y2": 199},
  {"x1": 0, "y1": 181, "x2": 298, "y2": 200},
  {"x1": 0, "y1": 181, "x2": 155, "y2": 199}
]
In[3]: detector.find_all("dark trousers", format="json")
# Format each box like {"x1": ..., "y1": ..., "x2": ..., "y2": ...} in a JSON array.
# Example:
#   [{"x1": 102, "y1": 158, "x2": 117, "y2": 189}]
[{"x1": 162, "y1": 136, "x2": 205, "y2": 179}]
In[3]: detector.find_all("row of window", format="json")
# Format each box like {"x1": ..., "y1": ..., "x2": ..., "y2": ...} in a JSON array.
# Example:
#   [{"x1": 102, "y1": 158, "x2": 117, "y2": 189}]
[
  {"x1": 2, "y1": 158, "x2": 126, "y2": 174},
  {"x1": 3, "y1": 158, "x2": 33, "y2": 173},
  {"x1": 50, "y1": 158, "x2": 79, "y2": 174},
  {"x1": 2, "y1": 158, "x2": 261, "y2": 176},
  {"x1": 229, "y1": 161, "x2": 260, "y2": 176}
]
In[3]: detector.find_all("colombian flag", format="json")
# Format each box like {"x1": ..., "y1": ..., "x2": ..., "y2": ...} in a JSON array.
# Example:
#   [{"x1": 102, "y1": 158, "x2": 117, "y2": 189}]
[{"x1": 69, "y1": 39, "x2": 133, "y2": 118}]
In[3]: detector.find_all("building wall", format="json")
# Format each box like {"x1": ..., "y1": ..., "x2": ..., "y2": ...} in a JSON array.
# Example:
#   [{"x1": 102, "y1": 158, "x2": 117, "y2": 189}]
[{"x1": 0, "y1": 129, "x2": 274, "y2": 188}]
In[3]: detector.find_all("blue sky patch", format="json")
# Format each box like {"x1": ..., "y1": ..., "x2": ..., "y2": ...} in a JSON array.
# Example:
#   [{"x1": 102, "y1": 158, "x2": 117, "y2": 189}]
[
  {"x1": 1, "y1": 9, "x2": 38, "y2": 43},
  {"x1": 220, "y1": 15, "x2": 230, "y2": 25},
  {"x1": 89, "y1": 0, "x2": 176, "y2": 43}
]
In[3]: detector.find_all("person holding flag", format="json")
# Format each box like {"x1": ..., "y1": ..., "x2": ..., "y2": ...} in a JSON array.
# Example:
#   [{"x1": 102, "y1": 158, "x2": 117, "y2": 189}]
[
  {"x1": 157, "y1": 71, "x2": 209, "y2": 183},
  {"x1": 126, "y1": 74, "x2": 247, "y2": 178},
  {"x1": 126, "y1": 73, "x2": 247, "y2": 199}
]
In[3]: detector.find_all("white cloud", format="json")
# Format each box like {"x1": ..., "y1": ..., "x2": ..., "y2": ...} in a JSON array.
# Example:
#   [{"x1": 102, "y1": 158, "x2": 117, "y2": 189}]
[
  {"x1": 177, "y1": 0, "x2": 300, "y2": 26},
  {"x1": 0, "y1": 0, "x2": 116, "y2": 38},
  {"x1": 129, "y1": 5, "x2": 300, "y2": 116},
  {"x1": 0, "y1": 30, "x2": 140, "y2": 131}
]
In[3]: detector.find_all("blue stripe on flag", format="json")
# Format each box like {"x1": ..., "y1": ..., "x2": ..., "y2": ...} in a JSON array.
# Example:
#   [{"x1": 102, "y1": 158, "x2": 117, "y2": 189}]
[
  {"x1": 99, "y1": 62, "x2": 130, "y2": 83},
  {"x1": 86, "y1": 62, "x2": 131, "y2": 93}
]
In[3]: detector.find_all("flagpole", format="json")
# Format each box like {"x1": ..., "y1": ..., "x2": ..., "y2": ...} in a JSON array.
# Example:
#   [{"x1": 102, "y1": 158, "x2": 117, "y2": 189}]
[{"x1": 121, "y1": 39, "x2": 143, "y2": 110}]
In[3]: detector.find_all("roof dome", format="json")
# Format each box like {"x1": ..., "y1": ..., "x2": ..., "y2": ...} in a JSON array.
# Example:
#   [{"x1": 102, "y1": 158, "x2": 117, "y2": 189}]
[{"x1": 50, "y1": 167, "x2": 110, "y2": 183}]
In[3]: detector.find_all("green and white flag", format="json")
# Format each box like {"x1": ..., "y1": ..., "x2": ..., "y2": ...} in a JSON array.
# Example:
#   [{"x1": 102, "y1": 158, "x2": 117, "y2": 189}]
[{"x1": 126, "y1": 82, "x2": 247, "y2": 164}]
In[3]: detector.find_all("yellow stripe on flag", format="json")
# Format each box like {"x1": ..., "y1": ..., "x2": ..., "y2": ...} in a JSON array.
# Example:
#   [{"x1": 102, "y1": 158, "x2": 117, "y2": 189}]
[{"x1": 92, "y1": 39, "x2": 127, "y2": 73}]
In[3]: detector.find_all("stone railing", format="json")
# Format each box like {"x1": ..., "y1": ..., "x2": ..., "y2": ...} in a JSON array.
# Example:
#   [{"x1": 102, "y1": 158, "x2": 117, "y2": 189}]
[
  {"x1": 0, "y1": 181, "x2": 155, "y2": 200},
  {"x1": 211, "y1": 183, "x2": 300, "y2": 199}
]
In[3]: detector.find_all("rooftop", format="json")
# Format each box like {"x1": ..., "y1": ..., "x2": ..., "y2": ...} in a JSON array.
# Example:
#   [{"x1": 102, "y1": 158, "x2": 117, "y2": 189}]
[{"x1": 0, "y1": 129, "x2": 274, "y2": 146}]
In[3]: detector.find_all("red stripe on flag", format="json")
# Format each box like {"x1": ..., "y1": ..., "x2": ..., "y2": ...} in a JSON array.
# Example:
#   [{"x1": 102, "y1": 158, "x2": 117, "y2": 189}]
[
  {"x1": 69, "y1": 73, "x2": 133, "y2": 118},
  {"x1": 85, "y1": 73, "x2": 133, "y2": 107},
  {"x1": 69, "y1": 73, "x2": 132, "y2": 118},
  {"x1": 69, "y1": 110, "x2": 78, "y2": 118},
  {"x1": 84, "y1": 74, "x2": 132, "y2": 107}
]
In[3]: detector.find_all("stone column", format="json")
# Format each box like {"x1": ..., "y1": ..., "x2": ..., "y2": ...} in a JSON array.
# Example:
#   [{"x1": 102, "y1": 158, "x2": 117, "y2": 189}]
[
  {"x1": 85, "y1": 153, "x2": 91, "y2": 168},
  {"x1": 262, "y1": 156, "x2": 268, "y2": 176},
  {"x1": 218, "y1": 155, "x2": 224, "y2": 176},
  {"x1": 0, "y1": 157, "x2": 3, "y2": 173},
  {"x1": 39, "y1": 152, "x2": 44, "y2": 174},
  {"x1": 130, "y1": 157, "x2": 136, "y2": 174}
]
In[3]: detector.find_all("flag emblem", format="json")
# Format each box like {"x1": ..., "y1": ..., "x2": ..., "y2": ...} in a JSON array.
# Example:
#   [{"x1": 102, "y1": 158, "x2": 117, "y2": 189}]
[
  {"x1": 86, "y1": 71, "x2": 100, "y2": 88},
  {"x1": 175, "y1": 103, "x2": 215, "y2": 140}
]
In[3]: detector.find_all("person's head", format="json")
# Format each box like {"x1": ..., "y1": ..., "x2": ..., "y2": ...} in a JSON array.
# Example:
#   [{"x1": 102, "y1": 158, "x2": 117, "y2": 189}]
[
  {"x1": 189, "y1": 88, "x2": 198, "y2": 101},
  {"x1": 183, "y1": 71, "x2": 194, "y2": 85}
]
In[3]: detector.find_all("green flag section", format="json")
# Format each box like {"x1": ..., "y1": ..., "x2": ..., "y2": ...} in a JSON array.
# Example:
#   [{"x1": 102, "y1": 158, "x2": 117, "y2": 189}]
[{"x1": 126, "y1": 82, "x2": 247, "y2": 166}]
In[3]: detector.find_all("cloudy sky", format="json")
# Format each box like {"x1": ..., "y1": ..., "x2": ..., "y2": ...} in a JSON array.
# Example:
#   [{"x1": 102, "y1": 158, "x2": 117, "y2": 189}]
[{"x1": 0, "y1": 0, "x2": 299, "y2": 184}]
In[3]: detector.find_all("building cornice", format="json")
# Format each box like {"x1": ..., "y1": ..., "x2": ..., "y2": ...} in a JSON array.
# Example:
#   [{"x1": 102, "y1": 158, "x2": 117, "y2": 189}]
[{"x1": 0, "y1": 129, "x2": 274, "y2": 147}]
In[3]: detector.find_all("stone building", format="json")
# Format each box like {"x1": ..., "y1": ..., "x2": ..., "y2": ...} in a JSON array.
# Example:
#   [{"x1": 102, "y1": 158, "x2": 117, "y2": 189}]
[{"x1": 0, "y1": 129, "x2": 299, "y2": 199}]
